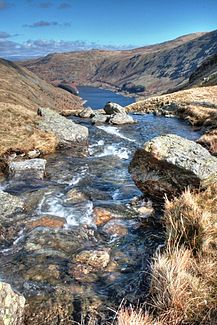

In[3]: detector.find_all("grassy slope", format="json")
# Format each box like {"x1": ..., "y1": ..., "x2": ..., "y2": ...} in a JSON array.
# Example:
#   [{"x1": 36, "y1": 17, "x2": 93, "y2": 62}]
[{"x1": 0, "y1": 58, "x2": 83, "y2": 159}]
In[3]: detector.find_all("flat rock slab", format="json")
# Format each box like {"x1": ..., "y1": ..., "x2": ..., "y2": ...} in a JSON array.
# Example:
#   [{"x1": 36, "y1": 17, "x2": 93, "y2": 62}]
[
  {"x1": 0, "y1": 281, "x2": 25, "y2": 325},
  {"x1": 38, "y1": 107, "x2": 89, "y2": 156},
  {"x1": 0, "y1": 190, "x2": 24, "y2": 220},
  {"x1": 9, "y1": 158, "x2": 47, "y2": 180},
  {"x1": 129, "y1": 134, "x2": 217, "y2": 199}
]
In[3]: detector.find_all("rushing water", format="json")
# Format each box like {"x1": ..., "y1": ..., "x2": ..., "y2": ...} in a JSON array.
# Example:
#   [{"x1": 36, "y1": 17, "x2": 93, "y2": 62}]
[{"x1": 0, "y1": 88, "x2": 202, "y2": 322}]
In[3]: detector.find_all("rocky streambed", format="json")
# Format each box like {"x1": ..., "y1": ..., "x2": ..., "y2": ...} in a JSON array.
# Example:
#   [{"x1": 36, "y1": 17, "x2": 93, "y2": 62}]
[{"x1": 0, "y1": 101, "x2": 205, "y2": 324}]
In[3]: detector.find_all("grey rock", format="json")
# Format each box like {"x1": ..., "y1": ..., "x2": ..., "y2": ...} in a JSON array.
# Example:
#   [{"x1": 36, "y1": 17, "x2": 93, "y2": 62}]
[
  {"x1": 109, "y1": 113, "x2": 135, "y2": 125},
  {"x1": 104, "y1": 102, "x2": 126, "y2": 115},
  {"x1": 0, "y1": 190, "x2": 24, "y2": 220},
  {"x1": 38, "y1": 107, "x2": 89, "y2": 155},
  {"x1": 9, "y1": 158, "x2": 47, "y2": 180},
  {"x1": 79, "y1": 107, "x2": 94, "y2": 118},
  {"x1": 129, "y1": 134, "x2": 217, "y2": 199},
  {"x1": 0, "y1": 281, "x2": 25, "y2": 325},
  {"x1": 91, "y1": 114, "x2": 109, "y2": 125}
]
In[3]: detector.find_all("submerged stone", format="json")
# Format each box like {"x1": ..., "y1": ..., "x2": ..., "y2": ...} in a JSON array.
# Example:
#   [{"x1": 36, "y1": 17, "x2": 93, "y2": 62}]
[
  {"x1": 74, "y1": 249, "x2": 110, "y2": 269},
  {"x1": 129, "y1": 134, "x2": 217, "y2": 199},
  {"x1": 26, "y1": 215, "x2": 66, "y2": 230},
  {"x1": 65, "y1": 188, "x2": 88, "y2": 204},
  {"x1": 102, "y1": 219, "x2": 129, "y2": 237},
  {"x1": 93, "y1": 207, "x2": 113, "y2": 226}
]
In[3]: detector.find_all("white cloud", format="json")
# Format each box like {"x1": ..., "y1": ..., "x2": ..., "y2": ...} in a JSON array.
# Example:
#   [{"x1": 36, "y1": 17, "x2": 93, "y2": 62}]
[{"x1": 0, "y1": 38, "x2": 136, "y2": 59}]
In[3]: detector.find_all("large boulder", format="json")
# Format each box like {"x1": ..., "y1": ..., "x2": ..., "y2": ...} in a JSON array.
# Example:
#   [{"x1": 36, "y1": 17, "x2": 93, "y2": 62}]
[
  {"x1": 129, "y1": 134, "x2": 217, "y2": 199},
  {"x1": 0, "y1": 282, "x2": 25, "y2": 325},
  {"x1": 38, "y1": 107, "x2": 89, "y2": 156},
  {"x1": 9, "y1": 158, "x2": 47, "y2": 180},
  {"x1": 104, "y1": 102, "x2": 126, "y2": 115},
  {"x1": 109, "y1": 113, "x2": 135, "y2": 125}
]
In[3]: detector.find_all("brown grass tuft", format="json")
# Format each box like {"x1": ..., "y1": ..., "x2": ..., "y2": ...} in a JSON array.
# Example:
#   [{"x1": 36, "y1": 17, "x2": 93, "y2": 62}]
[
  {"x1": 0, "y1": 103, "x2": 58, "y2": 158},
  {"x1": 164, "y1": 188, "x2": 217, "y2": 254},
  {"x1": 117, "y1": 307, "x2": 157, "y2": 325},
  {"x1": 118, "y1": 185, "x2": 217, "y2": 324},
  {"x1": 149, "y1": 247, "x2": 216, "y2": 324}
]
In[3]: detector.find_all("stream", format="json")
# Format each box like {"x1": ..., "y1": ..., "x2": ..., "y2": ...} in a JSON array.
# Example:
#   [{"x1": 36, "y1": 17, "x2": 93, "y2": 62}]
[{"x1": 0, "y1": 87, "x2": 202, "y2": 323}]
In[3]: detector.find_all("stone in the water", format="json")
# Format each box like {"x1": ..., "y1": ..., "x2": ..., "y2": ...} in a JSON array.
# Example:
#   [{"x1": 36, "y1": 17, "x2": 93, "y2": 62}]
[
  {"x1": 74, "y1": 249, "x2": 110, "y2": 269},
  {"x1": 26, "y1": 215, "x2": 65, "y2": 230},
  {"x1": 102, "y1": 219, "x2": 128, "y2": 237},
  {"x1": 129, "y1": 134, "x2": 217, "y2": 199},
  {"x1": 109, "y1": 113, "x2": 135, "y2": 125},
  {"x1": 0, "y1": 281, "x2": 25, "y2": 325},
  {"x1": 24, "y1": 263, "x2": 60, "y2": 283},
  {"x1": 69, "y1": 264, "x2": 98, "y2": 283},
  {"x1": 0, "y1": 190, "x2": 24, "y2": 220},
  {"x1": 91, "y1": 114, "x2": 109, "y2": 125},
  {"x1": 24, "y1": 288, "x2": 74, "y2": 325},
  {"x1": 79, "y1": 107, "x2": 94, "y2": 118},
  {"x1": 38, "y1": 107, "x2": 89, "y2": 156},
  {"x1": 104, "y1": 102, "x2": 126, "y2": 115},
  {"x1": 8, "y1": 158, "x2": 47, "y2": 180},
  {"x1": 93, "y1": 207, "x2": 113, "y2": 226},
  {"x1": 65, "y1": 188, "x2": 88, "y2": 204}
]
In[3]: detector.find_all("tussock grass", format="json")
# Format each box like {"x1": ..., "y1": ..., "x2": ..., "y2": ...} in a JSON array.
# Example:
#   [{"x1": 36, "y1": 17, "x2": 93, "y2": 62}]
[
  {"x1": 0, "y1": 103, "x2": 57, "y2": 157},
  {"x1": 118, "y1": 185, "x2": 217, "y2": 324},
  {"x1": 164, "y1": 188, "x2": 217, "y2": 254},
  {"x1": 117, "y1": 307, "x2": 157, "y2": 325}
]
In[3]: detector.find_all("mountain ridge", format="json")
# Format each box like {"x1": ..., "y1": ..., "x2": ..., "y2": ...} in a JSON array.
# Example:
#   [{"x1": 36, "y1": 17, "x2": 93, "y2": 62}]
[{"x1": 21, "y1": 30, "x2": 217, "y2": 97}]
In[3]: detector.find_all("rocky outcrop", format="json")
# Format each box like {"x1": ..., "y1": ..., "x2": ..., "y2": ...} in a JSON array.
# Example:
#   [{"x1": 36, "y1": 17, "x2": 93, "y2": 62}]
[
  {"x1": 37, "y1": 107, "x2": 89, "y2": 156},
  {"x1": 0, "y1": 282, "x2": 25, "y2": 325},
  {"x1": 129, "y1": 134, "x2": 217, "y2": 199},
  {"x1": 8, "y1": 158, "x2": 47, "y2": 180}
]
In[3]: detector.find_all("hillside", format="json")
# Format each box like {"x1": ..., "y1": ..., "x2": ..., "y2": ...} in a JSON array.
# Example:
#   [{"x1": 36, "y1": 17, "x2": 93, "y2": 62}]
[
  {"x1": 186, "y1": 52, "x2": 217, "y2": 88},
  {"x1": 0, "y1": 58, "x2": 83, "y2": 160},
  {"x1": 22, "y1": 30, "x2": 217, "y2": 97}
]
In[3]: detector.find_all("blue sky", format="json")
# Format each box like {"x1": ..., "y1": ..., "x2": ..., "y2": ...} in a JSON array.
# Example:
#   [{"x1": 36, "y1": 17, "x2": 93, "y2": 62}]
[{"x1": 0, "y1": 0, "x2": 216, "y2": 58}]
